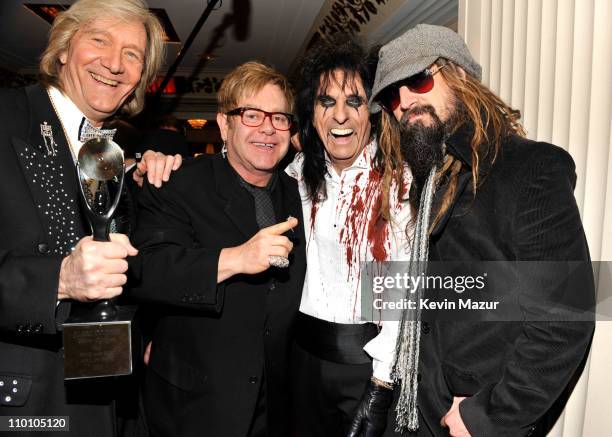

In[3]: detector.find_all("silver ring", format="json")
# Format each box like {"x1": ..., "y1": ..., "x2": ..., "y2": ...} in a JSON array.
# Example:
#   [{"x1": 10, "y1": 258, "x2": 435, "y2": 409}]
[{"x1": 268, "y1": 255, "x2": 289, "y2": 268}]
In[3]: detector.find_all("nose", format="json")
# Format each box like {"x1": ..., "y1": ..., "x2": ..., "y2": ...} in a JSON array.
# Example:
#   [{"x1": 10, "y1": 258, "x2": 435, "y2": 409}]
[
  {"x1": 259, "y1": 114, "x2": 276, "y2": 135},
  {"x1": 332, "y1": 101, "x2": 349, "y2": 124},
  {"x1": 398, "y1": 86, "x2": 419, "y2": 111},
  {"x1": 101, "y1": 46, "x2": 124, "y2": 75}
]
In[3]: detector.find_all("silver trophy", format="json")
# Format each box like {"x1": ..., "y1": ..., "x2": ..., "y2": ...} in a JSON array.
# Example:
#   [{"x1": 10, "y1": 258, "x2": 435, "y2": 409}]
[{"x1": 63, "y1": 138, "x2": 137, "y2": 380}]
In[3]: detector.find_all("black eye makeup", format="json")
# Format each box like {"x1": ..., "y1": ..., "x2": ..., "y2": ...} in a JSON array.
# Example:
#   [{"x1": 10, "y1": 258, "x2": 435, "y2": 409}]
[
  {"x1": 316, "y1": 94, "x2": 365, "y2": 109},
  {"x1": 317, "y1": 95, "x2": 336, "y2": 107},
  {"x1": 346, "y1": 95, "x2": 365, "y2": 108}
]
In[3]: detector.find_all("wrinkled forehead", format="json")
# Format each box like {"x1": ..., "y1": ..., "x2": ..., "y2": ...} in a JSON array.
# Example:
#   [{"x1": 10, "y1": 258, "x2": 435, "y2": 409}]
[
  {"x1": 80, "y1": 14, "x2": 143, "y2": 32},
  {"x1": 317, "y1": 69, "x2": 366, "y2": 97},
  {"x1": 236, "y1": 83, "x2": 289, "y2": 112},
  {"x1": 77, "y1": 15, "x2": 147, "y2": 49}
]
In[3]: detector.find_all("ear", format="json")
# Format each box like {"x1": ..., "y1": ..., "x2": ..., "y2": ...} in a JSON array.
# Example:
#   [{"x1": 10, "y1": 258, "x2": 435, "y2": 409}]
[
  {"x1": 217, "y1": 112, "x2": 229, "y2": 141},
  {"x1": 59, "y1": 51, "x2": 68, "y2": 65}
]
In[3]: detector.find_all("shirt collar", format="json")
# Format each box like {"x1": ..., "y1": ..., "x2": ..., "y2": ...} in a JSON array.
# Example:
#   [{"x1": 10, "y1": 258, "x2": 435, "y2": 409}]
[
  {"x1": 238, "y1": 171, "x2": 278, "y2": 193},
  {"x1": 47, "y1": 86, "x2": 88, "y2": 155}
]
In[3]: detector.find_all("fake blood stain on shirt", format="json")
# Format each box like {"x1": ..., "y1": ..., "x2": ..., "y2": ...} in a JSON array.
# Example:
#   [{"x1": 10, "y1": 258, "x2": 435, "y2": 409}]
[
  {"x1": 308, "y1": 166, "x2": 393, "y2": 289},
  {"x1": 309, "y1": 200, "x2": 319, "y2": 235},
  {"x1": 340, "y1": 169, "x2": 391, "y2": 279},
  {"x1": 367, "y1": 190, "x2": 389, "y2": 261}
]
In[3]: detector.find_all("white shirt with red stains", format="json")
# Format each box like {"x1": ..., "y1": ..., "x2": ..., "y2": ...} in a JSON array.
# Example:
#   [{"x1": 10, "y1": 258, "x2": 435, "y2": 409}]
[{"x1": 286, "y1": 139, "x2": 413, "y2": 382}]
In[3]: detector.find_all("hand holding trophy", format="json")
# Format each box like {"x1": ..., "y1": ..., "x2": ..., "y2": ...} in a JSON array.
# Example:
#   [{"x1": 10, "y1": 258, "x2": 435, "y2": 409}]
[{"x1": 62, "y1": 138, "x2": 138, "y2": 380}]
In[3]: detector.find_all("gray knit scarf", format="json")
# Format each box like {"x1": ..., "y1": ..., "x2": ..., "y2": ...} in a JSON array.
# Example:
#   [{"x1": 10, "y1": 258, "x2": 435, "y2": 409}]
[{"x1": 392, "y1": 164, "x2": 438, "y2": 432}]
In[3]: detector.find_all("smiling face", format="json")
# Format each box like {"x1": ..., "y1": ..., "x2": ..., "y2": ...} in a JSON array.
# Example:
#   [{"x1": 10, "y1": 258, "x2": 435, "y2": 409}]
[
  {"x1": 313, "y1": 70, "x2": 372, "y2": 174},
  {"x1": 58, "y1": 16, "x2": 146, "y2": 125},
  {"x1": 217, "y1": 82, "x2": 291, "y2": 187}
]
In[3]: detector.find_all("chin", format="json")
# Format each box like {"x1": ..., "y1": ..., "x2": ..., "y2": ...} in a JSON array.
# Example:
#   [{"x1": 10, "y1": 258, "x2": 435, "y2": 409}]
[
  {"x1": 87, "y1": 93, "x2": 128, "y2": 110},
  {"x1": 337, "y1": 143, "x2": 362, "y2": 159},
  {"x1": 255, "y1": 157, "x2": 281, "y2": 171},
  {"x1": 409, "y1": 117, "x2": 432, "y2": 128},
  {"x1": 87, "y1": 101, "x2": 122, "y2": 115}
]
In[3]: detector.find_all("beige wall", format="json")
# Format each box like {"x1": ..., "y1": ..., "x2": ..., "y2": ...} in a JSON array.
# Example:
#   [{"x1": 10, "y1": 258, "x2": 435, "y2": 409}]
[{"x1": 458, "y1": 1, "x2": 612, "y2": 436}]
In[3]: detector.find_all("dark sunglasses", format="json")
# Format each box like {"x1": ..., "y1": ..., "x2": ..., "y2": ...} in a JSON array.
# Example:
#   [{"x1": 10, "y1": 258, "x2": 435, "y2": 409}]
[{"x1": 377, "y1": 64, "x2": 446, "y2": 111}]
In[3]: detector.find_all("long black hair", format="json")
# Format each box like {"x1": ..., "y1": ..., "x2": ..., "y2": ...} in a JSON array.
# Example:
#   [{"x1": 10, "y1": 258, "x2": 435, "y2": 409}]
[{"x1": 295, "y1": 35, "x2": 379, "y2": 202}]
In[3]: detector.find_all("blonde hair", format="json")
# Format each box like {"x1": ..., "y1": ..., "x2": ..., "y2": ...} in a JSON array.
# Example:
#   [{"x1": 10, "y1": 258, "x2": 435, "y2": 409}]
[
  {"x1": 377, "y1": 110, "x2": 405, "y2": 222},
  {"x1": 428, "y1": 59, "x2": 525, "y2": 229},
  {"x1": 217, "y1": 61, "x2": 294, "y2": 114},
  {"x1": 39, "y1": 0, "x2": 165, "y2": 117}
]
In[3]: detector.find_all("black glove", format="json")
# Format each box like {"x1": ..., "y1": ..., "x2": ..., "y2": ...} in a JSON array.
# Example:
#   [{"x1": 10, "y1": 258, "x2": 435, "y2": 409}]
[{"x1": 347, "y1": 378, "x2": 394, "y2": 437}]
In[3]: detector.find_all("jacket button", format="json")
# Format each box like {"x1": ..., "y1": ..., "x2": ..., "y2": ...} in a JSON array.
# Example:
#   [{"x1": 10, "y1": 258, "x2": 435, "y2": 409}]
[
  {"x1": 421, "y1": 322, "x2": 430, "y2": 334},
  {"x1": 268, "y1": 282, "x2": 276, "y2": 292},
  {"x1": 4, "y1": 396, "x2": 12, "y2": 403},
  {"x1": 248, "y1": 376, "x2": 258, "y2": 384},
  {"x1": 37, "y1": 243, "x2": 49, "y2": 254},
  {"x1": 264, "y1": 328, "x2": 271, "y2": 336}
]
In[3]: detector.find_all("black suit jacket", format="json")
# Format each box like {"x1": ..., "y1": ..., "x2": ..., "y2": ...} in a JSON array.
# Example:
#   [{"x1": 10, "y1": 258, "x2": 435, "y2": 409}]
[
  {"x1": 417, "y1": 125, "x2": 595, "y2": 436},
  {"x1": 129, "y1": 154, "x2": 306, "y2": 437},
  {"x1": 0, "y1": 84, "x2": 118, "y2": 436}
]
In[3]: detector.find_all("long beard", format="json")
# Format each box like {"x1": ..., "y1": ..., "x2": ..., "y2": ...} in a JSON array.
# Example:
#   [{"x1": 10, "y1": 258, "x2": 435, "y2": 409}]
[
  {"x1": 399, "y1": 100, "x2": 466, "y2": 206},
  {"x1": 399, "y1": 106, "x2": 446, "y2": 204}
]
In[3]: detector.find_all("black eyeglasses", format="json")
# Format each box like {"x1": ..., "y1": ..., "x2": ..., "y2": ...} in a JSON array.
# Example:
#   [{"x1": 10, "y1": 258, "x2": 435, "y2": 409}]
[
  {"x1": 376, "y1": 64, "x2": 447, "y2": 111},
  {"x1": 226, "y1": 107, "x2": 293, "y2": 131}
]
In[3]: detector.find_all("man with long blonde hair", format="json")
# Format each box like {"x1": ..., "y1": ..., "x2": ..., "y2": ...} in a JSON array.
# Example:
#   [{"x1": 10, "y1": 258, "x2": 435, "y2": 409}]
[
  {"x1": 370, "y1": 24, "x2": 594, "y2": 437},
  {"x1": 0, "y1": 1, "x2": 177, "y2": 435}
]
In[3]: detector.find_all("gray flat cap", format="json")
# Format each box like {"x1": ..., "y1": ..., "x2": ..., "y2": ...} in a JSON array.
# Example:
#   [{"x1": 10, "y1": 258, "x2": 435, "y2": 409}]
[{"x1": 369, "y1": 23, "x2": 482, "y2": 113}]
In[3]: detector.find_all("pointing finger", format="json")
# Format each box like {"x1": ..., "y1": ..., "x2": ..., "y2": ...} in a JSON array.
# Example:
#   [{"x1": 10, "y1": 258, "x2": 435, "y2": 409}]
[{"x1": 262, "y1": 217, "x2": 298, "y2": 236}]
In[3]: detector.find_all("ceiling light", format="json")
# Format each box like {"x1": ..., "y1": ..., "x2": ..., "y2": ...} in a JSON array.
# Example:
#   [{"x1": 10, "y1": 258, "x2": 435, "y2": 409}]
[{"x1": 187, "y1": 119, "x2": 208, "y2": 129}]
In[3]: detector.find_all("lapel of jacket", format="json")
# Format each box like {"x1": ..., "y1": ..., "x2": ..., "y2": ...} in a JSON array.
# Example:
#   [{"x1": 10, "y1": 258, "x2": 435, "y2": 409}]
[
  {"x1": 10, "y1": 84, "x2": 88, "y2": 249},
  {"x1": 212, "y1": 155, "x2": 260, "y2": 239},
  {"x1": 429, "y1": 169, "x2": 471, "y2": 238},
  {"x1": 272, "y1": 173, "x2": 301, "y2": 229},
  {"x1": 273, "y1": 172, "x2": 305, "y2": 260},
  {"x1": 429, "y1": 124, "x2": 476, "y2": 238},
  {"x1": 24, "y1": 84, "x2": 76, "y2": 162}
]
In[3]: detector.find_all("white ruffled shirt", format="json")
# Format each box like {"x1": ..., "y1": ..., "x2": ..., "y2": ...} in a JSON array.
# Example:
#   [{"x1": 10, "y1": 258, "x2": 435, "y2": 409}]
[{"x1": 286, "y1": 139, "x2": 413, "y2": 381}]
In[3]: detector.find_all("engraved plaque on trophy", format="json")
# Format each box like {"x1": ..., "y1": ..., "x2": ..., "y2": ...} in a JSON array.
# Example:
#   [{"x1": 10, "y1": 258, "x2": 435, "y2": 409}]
[{"x1": 63, "y1": 138, "x2": 138, "y2": 380}]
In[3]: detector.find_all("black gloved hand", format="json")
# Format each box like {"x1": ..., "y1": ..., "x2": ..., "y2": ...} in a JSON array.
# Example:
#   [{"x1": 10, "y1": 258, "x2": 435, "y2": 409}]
[{"x1": 347, "y1": 378, "x2": 394, "y2": 437}]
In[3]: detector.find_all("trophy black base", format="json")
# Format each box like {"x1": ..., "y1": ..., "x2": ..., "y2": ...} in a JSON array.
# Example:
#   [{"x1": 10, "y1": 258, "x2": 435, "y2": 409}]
[{"x1": 62, "y1": 305, "x2": 138, "y2": 380}]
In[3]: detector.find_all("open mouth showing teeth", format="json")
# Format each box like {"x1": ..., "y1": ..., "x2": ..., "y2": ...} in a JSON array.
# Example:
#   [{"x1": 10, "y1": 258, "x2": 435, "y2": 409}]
[
  {"x1": 253, "y1": 142, "x2": 274, "y2": 149},
  {"x1": 330, "y1": 128, "x2": 354, "y2": 138},
  {"x1": 91, "y1": 73, "x2": 118, "y2": 87}
]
